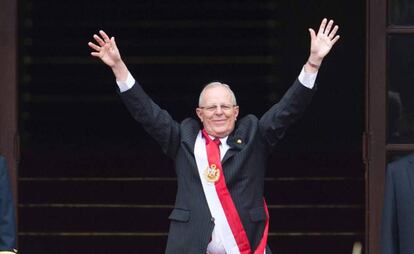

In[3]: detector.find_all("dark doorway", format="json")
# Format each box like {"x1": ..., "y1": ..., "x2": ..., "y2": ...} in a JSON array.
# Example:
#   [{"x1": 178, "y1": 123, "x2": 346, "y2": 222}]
[{"x1": 17, "y1": 1, "x2": 365, "y2": 253}]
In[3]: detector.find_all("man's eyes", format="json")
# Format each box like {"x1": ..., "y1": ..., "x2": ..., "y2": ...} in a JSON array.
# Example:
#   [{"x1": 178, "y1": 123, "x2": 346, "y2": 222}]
[{"x1": 205, "y1": 105, "x2": 232, "y2": 111}]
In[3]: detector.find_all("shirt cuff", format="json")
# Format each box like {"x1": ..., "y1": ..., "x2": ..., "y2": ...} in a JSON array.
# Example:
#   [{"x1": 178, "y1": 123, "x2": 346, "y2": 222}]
[
  {"x1": 298, "y1": 66, "x2": 318, "y2": 89},
  {"x1": 116, "y1": 72, "x2": 136, "y2": 92}
]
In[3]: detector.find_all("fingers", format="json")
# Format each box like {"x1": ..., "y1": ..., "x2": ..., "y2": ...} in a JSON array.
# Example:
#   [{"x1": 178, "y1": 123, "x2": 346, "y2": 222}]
[
  {"x1": 89, "y1": 30, "x2": 112, "y2": 57},
  {"x1": 111, "y1": 36, "x2": 117, "y2": 48},
  {"x1": 88, "y1": 41, "x2": 102, "y2": 57},
  {"x1": 328, "y1": 25, "x2": 339, "y2": 39},
  {"x1": 324, "y1": 19, "x2": 334, "y2": 34},
  {"x1": 317, "y1": 18, "x2": 327, "y2": 35},
  {"x1": 90, "y1": 30, "x2": 114, "y2": 54},
  {"x1": 99, "y1": 30, "x2": 111, "y2": 43},
  {"x1": 318, "y1": 18, "x2": 338, "y2": 36},
  {"x1": 316, "y1": 18, "x2": 340, "y2": 42},
  {"x1": 91, "y1": 52, "x2": 101, "y2": 57},
  {"x1": 88, "y1": 41, "x2": 101, "y2": 51},
  {"x1": 331, "y1": 35, "x2": 340, "y2": 45},
  {"x1": 93, "y1": 34, "x2": 106, "y2": 47}
]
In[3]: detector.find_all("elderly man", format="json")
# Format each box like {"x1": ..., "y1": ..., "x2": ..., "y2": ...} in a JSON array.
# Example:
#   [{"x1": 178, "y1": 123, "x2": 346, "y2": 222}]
[
  {"x1": 88, "y1": 18, "x2": 339, "y2": 254},
  {"x1": 0, "y1": 155, "x2": 17, "y2": 254}
]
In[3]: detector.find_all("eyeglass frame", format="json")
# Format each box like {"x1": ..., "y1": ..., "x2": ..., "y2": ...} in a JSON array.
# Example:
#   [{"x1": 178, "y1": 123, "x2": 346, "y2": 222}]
[{"x1": 198, "y1": 104, "x2": 238, "y2": 113}]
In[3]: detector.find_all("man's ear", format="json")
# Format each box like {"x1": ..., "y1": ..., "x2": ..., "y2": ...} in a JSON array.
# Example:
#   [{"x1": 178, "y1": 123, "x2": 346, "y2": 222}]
[
  {"x1": 196, "y1": 108, "x2": 203, "y2": 122},
  {"x1": 234, "y1": 106, "x2": 239, "y2": 119}
]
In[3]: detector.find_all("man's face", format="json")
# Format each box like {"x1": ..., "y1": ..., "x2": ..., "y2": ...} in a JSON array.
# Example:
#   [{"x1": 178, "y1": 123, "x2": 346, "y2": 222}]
[{"x1": 196, "y1": 86, "x2": 239, "y2": 138}]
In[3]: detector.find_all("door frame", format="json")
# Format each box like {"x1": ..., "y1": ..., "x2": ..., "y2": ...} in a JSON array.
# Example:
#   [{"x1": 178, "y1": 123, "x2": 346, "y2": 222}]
[{"x1": 0, "y1": 0, "x2": 18, "y2": 204}]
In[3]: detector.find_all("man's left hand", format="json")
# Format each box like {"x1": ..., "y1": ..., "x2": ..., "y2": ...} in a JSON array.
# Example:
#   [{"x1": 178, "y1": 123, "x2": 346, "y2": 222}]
[{"x1": 307, "y1": 18, "x2": 340, "y2": 68}]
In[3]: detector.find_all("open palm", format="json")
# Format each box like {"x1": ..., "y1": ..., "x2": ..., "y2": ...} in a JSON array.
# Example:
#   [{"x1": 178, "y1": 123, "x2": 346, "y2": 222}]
[
  {"x1": 88, "y1": 30, "x2": 121, "y2": 67},
  {"x1": 309, "y1": 19, "x2": 340, "y2": 60}
]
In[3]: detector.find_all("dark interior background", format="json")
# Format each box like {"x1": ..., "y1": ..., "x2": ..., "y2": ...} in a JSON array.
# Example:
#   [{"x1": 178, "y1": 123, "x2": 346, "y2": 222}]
[{"x1": 17, "y1": 1, "x2": 365, "y2": 253}]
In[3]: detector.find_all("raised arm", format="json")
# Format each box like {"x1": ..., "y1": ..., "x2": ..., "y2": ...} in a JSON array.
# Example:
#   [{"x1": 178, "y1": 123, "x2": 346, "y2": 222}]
[
  {"x1": 88, "y1": 31, "x2": 181, "y2": 158},
  {"x1": 259, "y1": 18, "x2": 340, "y2": 146},
  {"x1": 88, "y1": 30, "x2": 129, "y2": 82},
  {"x1": 305, "y1": 18, "x2": 340, "y2": 73}
]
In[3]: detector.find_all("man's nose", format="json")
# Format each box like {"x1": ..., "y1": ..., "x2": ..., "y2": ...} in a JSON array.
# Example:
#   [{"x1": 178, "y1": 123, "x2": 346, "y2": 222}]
[{"x1": 215, "y1": 106, "x2": 224, "y2": 114}]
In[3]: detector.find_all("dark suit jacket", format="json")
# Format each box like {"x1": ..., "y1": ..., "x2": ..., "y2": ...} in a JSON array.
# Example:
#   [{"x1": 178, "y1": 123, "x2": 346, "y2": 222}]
[
  {"x1": 0, "y1": 155, "x2": 17, "y2": 252},
  {"x1": 381, "y1": 153, "x2": 414, "y2": 254},
  {"x1": 119, "y1": 79, "x2": 315, "y2": 254}
]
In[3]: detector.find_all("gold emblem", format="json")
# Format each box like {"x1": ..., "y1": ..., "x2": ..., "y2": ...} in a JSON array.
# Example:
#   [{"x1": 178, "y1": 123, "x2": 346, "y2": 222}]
[{"x1": 204, "y1": 164, "x2": 220, "y2": 183}]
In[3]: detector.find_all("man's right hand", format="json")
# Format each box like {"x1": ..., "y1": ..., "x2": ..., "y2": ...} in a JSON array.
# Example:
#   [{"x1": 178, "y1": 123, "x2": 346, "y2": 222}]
[{"x1": 88, "y1": 30, "x2": 129, "y2": 81}]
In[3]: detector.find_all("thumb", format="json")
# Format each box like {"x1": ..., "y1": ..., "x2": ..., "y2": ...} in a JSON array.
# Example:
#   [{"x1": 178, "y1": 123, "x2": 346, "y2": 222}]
[
  {"x1": 111, "y1": 36, "x2": 117, "y2": 48},
  {"x1": 308, "y1": 28, "x2": 316, "y2": 40}
]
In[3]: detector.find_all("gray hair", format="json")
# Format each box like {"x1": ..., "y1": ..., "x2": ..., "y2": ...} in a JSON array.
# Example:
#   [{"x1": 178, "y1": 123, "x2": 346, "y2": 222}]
[{"x1": 198, "y1": 82, "x2": 237, "y2": 107}]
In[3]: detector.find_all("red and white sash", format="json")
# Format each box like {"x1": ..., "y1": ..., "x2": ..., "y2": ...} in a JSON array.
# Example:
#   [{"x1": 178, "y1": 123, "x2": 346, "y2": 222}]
[{"x1": 194, "y1": 130, "x2": 269, "y2": 254}]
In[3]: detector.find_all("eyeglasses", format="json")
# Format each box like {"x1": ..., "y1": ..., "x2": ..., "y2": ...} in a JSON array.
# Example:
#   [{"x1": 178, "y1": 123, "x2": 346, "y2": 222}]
[{"x1": 199, "y1": 104, "x2": 237, "y2": 112}]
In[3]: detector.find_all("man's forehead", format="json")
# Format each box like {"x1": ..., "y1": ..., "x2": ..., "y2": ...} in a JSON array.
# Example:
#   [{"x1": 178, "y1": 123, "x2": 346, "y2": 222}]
[{"x1": 202, "y1": 86, "x2": 233, "y2": 102}]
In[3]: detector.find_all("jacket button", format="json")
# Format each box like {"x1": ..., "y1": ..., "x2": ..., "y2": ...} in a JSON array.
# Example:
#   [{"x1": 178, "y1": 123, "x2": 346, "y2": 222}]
[{"x1": 211, "y1": 217, "x2": 215, "y2": 222}]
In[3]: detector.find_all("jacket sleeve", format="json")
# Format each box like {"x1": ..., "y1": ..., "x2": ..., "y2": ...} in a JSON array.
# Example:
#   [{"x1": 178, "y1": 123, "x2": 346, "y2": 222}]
[
  {"x1": 0, "y1": 156, "x2": 17, "y2": 252},
  {"x1": 380, "y1": 165, "x2": 399, "y2": 254},
  {"x1": 119, "y1": 82, "x2": 181, "y2": 159},
  {"x1": 258, "y1": 79, "x2": 315, "y2": 147}
]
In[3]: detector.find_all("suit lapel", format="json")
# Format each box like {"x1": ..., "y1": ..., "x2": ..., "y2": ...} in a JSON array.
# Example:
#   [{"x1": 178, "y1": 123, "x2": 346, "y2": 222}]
[
  {"x1": 181, "y1": 120, "x2": 201, "y2": 170},
  {"x1": 222, "y1": 129, "x2": 245, "y2": 165}
]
